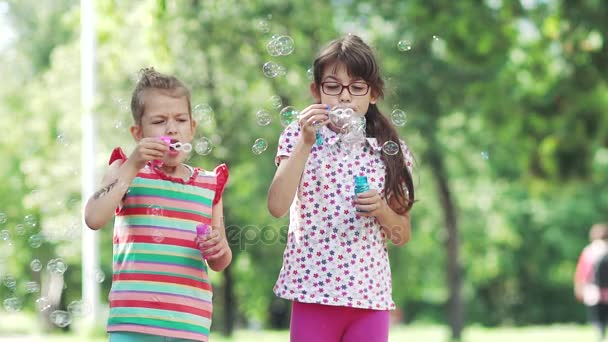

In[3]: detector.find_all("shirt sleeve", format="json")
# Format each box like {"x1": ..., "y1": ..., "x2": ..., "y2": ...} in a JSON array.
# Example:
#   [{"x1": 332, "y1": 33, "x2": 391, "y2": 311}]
[
  {"x1": 399, "y1": 140, "x2": 414, "y2": 175},
  {"x1": 275, "y1": 122, "x2": 300, "y2": 166},
  {"x1": 109, "y1": 147, "x2": 127, "y2": 165},
  {"x1": 213, "y1": 163, "x2": 229, "y2": 205}
]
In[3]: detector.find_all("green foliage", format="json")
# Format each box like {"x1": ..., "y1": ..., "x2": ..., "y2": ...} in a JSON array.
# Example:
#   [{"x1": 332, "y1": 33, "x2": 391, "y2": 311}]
[{"x1": 1, "y1": 0, "x2": 608, "y2": 333}]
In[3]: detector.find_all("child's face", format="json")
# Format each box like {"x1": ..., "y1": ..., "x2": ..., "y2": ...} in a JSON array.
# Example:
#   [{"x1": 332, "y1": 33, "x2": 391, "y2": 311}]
[
  {"x1": 131, "y1": 89, "x2": 196, "y2": 165},
  {"x1": 311, "y1": 62, "x2": 377, "y2": 117}
]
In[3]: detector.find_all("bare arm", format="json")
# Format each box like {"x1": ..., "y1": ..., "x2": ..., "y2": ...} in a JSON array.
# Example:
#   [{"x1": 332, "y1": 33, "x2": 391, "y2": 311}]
[
  {"x1": 267, "y1": 141, "x2": 312, "y2": 218},
  {"x1": 355, "y1": 192, "x2": 411, "y2": 246},
  {"x1": 200, "y1": 199, "x2": 232, "y2": 272},
  {"x1": 267, "y1": 104, "x2": 329, "y2": 218},
  {"x1": 84, "y1": 159, "x2": 140, "y2": 230},
  {"x1": 84, "y1": 138, "x2": 169, "y2": 230}
]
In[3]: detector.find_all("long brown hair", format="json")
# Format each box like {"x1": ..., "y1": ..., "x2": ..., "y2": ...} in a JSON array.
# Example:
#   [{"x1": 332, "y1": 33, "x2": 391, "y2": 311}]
[
  {"x1": 313, "y1": 35, "x2": 415, "y2": 214},
  {"x1": 130, "y1": 67, "x2": 192, "y2": 124}
]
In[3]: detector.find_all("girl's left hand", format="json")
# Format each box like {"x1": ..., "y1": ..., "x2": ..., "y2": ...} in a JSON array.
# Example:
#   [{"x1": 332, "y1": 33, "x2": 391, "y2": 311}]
[
  {"x1": 354, "y1": 189, "x2": 387, "y2": 217},
  {"x1": 196, "y1": 228, "x2": 230, "y2": 260}
]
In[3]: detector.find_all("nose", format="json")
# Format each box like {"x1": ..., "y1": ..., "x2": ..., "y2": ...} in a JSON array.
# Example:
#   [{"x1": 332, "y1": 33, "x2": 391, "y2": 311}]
[
  {"x1": 339, "y1": 86, "x2": 352, "y2": 103},
  {"x1": 165, "y1": 119, "x2": 178, "y2": 135}
]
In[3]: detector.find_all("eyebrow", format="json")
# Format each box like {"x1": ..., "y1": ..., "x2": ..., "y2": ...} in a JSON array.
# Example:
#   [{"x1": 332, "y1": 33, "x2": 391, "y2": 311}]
[{"x1": 322, "y1": 75, "x2": 365, "y2": 83}]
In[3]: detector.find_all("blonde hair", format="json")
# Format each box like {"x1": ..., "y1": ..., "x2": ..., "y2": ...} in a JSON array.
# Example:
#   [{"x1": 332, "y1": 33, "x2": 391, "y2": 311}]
[
  {"x1": 590, "y1": 223, "x2": 608, "y2": 242},
  {"x1": 130, "y1": 67, "x2": 191, "y2": 124}
]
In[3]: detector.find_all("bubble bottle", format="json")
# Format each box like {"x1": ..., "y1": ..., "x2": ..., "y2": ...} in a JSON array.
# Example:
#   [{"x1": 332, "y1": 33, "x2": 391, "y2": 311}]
[
  {"x1": 354, "y1": 176, "x2": 370, "y2": 212},
  {"x1": 196, "y1": 224, "x2": 210, "y2": 260}
]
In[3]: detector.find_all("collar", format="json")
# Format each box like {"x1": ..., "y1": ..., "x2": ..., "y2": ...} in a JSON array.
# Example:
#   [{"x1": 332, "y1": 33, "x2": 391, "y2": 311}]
[{"x1": 320, "y1": 126, "x2": 382, "y2": 151}]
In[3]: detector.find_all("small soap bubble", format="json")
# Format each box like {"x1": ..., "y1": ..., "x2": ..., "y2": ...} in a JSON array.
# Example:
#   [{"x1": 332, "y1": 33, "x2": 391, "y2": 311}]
[
  {"x1": 391, "y1": 109, "x2": 407, "y2": 127},
  {"x1": 481, "y1": 151, "x2": 490, "y2": 160},
  {"x1": 194, "y1": 137, "x2": 213, "y2": 156},
  {"x1": 256, "y1": 110, "x2": 272, "y2": 126},
  {"x1": 262, "y1": 61, "x2": 283, "y2": 78},
  {"x1": 25, "y1": 281, "x2": 40, "y2": 294},
  {"x1": 50, "y1": 310, "x2": 72, "y2": 328},
  {"x1": 257, "y1": 19, "x2": 270, "y2": 33},
  {"x1": 270, "y1": 95, "x2": 283, "y2": 109},
  {"x1": 24, "y1": 214, "x2": 37, "y2": 229},
  {"x1": 36, "y1": 297, "x2": 51, "y2": 312},
  {"x1": 267, "y1": 35, "x2": 295, "y2": 56},
  {"x1": 68, "y1": 300, "x2": 90, "y2": 317},
  {"x1": 193, "y1": 104, "x2": 214, "y2": 124},
  {"x1": 397, "y1": 40, "x2": 412, "y2": 52},
  {"x1": 15, "y1": 224, "x2": 25, "y2": 236},
  {"x1": 382, "y1": 141, "x2": 400, "y2": 156},
  {"x1": 47, "y1": 258, "x2": 68, "y2": 275},
  {"x1": 0, "y1": 213, "x2": 7, "y2": 224},
  {"x1": 280, "y1": 106, "x2": 299, "y2": 127},
  {"x1": 432, "y1": 35, "x2": 440, "y2": 41},
  {"x1": 152, "y1": 230, "x2": 164, "y2": 243},
  {"x1": 2, "y1": 274, "x2": 16, "y2": 289},
  {"x1": 147, "y1": 205, "x2": 163, "y2": 216},
  {"x1": 95, "y1": 270, "x2": 105, "y2": 283},
  {"x1": 0, "y1": 229, "x2": 9, "y2": 241},
  {"x1": 252, "y1": 138, "x2": 268, "y2": 155},
  {"x1": 113, "y1": 119, "x2": 125, "y2": 129},
  {"x1": 30, "y1": 259, "x2": 42, "y2": 272},
  {"x1": 3, "y1": 297, "x2": 22, "y2": 313},
  {"x1": 56, "y1": 133, "x2": 70, "y2": 146},
  {"x1": 306, "y1": 68, "x2": 314, "y2": 80},
  {"x1": 28, "y1": 234, "x2": 43, "y2": 248}
]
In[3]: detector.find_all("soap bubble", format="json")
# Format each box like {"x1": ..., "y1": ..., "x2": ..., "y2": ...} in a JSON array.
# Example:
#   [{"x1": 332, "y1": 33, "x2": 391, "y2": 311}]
[
  {"x1": 267, "y1": 35, "x2": 295, "y2": 56},
  {"x1": 269, "y1": 95, "x2": 283, "y2": 109},
  {"x1": 0, "y1": 213, "x2": 6, "y2": 224},
  {"x1": 256, "y1": 110, "x2": 272, "y2": 126},
  {"x1": 280, "y1": 106, "x2": 299, "y2": 127},
  {"x1": 194, "y1": 137, "x2": 213, "y2": 156},
  {"x1": 397, "y1": 40, "x2": 412, "y2": 52},
  {"x1": 50, "y1": 310, "x2": 72, "y2": 328},
  {"x1": 3, "y1": 297, "x2": 23, "y2": 313},
  {"x1": 30, "y1": 259, "x2": 42, "y2": 272},
  {"x1": 152, "y1": 230, "x2": 164, "y2": 243},
  {"x1": 28, "y1": 234, "x2": 43, "y2": 248},
  {"x1": 47, "y1": 258, "x2": 68, "y2": 275},
  {"x1": 391, "y1": 109, "x2": 407, "y2": 127},
  {"x1": 481, "y1": 151, "x2": 490, "y2": 160},
  {"x1": 257, "y1": 19, "x2": 270, "y2": 33},
  {"x1": 193, "y1": 104, "x2": 214, "y2": 124},
  {"x1": 262, "y1": 61, "x2": 284, "y2": 78},
  {"x1": 252, "y1": 138, "x2": 268, "y2": 155},
  {"x1": 25, "y1": 281, "x2": 40, "y2": 294},
  {"x1": 35, "y1": 297, "x2": 51, "y2": 312},
  {"x1": 382, "y1": 141, "x2": 400, "y2": 156}
]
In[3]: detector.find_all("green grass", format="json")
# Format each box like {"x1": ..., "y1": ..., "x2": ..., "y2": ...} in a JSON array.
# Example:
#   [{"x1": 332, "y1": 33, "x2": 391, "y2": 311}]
[{"x1": 0, "y1": 313, "x2": 598, "y2": 342}]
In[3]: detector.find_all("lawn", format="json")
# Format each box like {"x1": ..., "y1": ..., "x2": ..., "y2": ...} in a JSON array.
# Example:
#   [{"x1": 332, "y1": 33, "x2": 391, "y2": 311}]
[{"x1": 0, "y1": 323, "x2": 597, "y2": 342}]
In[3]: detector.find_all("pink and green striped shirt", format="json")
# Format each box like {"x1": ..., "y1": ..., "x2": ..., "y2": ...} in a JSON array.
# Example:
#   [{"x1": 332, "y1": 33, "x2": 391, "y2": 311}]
[{"x1": 106, "y1": 148, "x2": 228, "y2": 341}]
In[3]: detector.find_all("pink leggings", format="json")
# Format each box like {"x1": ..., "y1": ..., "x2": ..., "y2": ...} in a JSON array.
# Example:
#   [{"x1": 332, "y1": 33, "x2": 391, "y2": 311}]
[{"x1": 290, "y1": 301, "x2": 390, "y2": 342}]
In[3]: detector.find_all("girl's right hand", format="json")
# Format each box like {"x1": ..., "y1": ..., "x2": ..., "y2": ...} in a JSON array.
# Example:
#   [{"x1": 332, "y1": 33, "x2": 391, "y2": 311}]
[
  {"x1": 129, "y1": 137, "x2": 169, "y2": 169},
  {"x1": 297, "y1": 104, "x2": 330, "y2": 146}
]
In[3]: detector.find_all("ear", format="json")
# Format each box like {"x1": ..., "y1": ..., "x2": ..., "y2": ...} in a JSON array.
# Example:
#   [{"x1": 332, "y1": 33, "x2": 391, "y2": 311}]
[
  {"x1": 310, "y1": 82, "x2": 321, "y2": 103},
  {"x1": 190, "y1": 119, "x2": 197, "y2": 133},
  {"x1": 130, "y1": 125, "x2": 143, "y2": 141},
  {"x1": 370, "y1": 90, "x2": 378, "y2": 105}
]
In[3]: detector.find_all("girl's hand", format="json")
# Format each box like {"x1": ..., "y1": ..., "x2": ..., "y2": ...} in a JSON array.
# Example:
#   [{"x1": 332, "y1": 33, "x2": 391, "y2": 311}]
[
  {"x1": 297, "y1": 104, "x2": 330, "y2": 146},
  {"x1": 196, "y1": 228, "x2": 230, "y2": 260},
  {"x1": 354, "y1": 189, "x2": 388, "y2": 217},
  {"x1": 129, "y1": 137, "x2": 169, "y2": 169}
]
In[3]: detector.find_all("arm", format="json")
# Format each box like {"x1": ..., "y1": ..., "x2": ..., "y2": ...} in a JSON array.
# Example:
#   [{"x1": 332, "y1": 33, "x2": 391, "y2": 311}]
[
  {"x1": 355, "y1": 192, "x2": 411, "y2": 246},
  {"x1": 267, "y1": 142, "x2": 312, "y2": 218},
  {"x1": 84, "y1": 159, "x2": 139, "y2": 230},
  {"x1": 200, "y1": 199, "x2": 232, "y2": 271},
  {"x1": 84, "y1": 138, "x2": 169, "y2": 230},
  {"x1": 267, "y1": 104, "x2": 329, "y2": 218}
]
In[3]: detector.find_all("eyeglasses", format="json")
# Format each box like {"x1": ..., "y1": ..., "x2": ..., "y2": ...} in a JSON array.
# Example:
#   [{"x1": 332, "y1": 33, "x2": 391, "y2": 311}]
[{"x1": 320, "y1": 81, "x2": 370, "y2": 96}]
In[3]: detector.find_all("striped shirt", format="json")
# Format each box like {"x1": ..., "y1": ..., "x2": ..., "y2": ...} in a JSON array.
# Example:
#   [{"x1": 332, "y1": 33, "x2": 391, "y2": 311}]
[{"x1": 106, "y1": 148, "x2": 228, "y2": 341}]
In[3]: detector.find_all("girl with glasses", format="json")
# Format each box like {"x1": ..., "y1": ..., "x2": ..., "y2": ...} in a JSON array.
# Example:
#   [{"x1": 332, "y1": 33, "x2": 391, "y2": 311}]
[{"x1": 268, "y1": 35, "x2": 416, "y2": 342}]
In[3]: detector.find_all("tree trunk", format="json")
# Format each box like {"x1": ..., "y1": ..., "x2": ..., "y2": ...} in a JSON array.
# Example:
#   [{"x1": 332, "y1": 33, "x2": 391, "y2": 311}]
[
  {"x1": 222, "y1": 265, "x2": 235, "y2": 336},
  {"x1": 428, "y1": 148, "x2": 463, "y2": 340}
]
